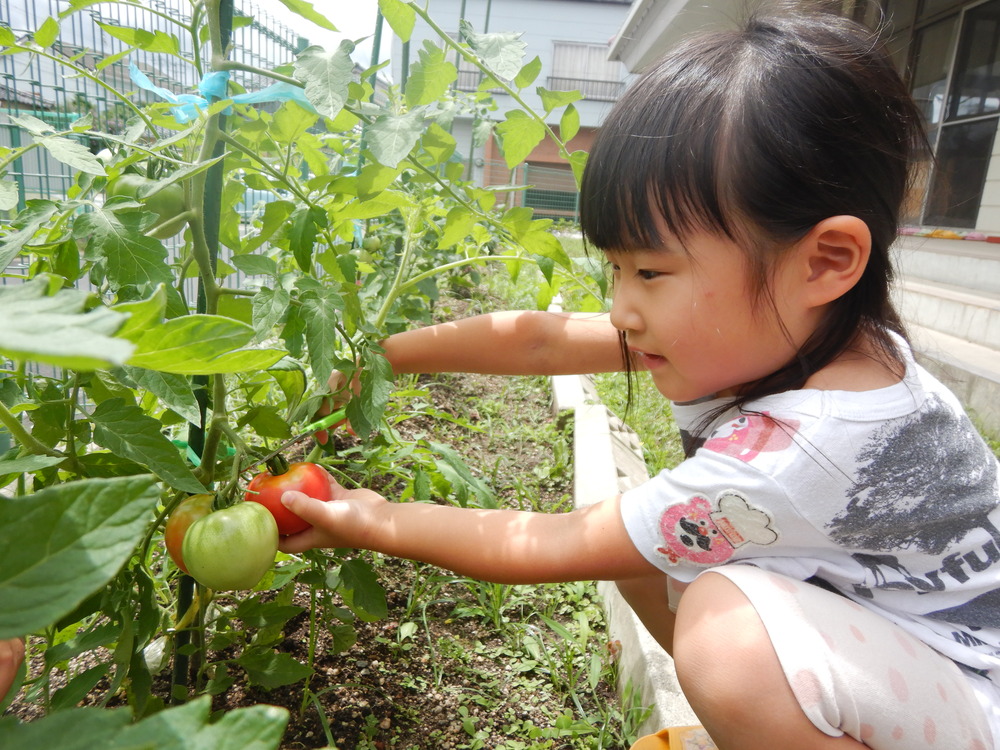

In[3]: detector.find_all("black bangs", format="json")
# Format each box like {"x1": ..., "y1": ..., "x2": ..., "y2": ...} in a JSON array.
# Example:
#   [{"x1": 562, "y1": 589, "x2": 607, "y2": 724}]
[{"x1": 579, "y1": 32, "x2": 741, "y2": 253}]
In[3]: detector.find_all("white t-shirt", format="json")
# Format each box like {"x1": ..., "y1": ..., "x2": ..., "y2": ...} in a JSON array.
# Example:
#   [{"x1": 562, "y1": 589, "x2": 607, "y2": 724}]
[{"x1": 620, "y1": 340, "x2": 1000, "y2": 677}]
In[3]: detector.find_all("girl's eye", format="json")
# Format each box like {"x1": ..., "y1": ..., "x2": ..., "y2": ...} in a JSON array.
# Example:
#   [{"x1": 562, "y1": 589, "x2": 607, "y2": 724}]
[{"x1": 638, "y1": 269, "x2": 661, "y2": 280}]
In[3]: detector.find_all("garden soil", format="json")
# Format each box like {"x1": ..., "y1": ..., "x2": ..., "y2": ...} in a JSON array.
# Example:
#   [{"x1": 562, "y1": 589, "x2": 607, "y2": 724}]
[{"x1": 9, "y1": 370, "x2": 626, "y2": 750}]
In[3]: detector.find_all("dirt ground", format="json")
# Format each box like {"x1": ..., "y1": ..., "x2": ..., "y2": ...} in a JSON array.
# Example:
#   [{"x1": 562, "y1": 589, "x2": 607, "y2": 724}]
[{"x1": 8, "y1": 369, "x2": 630, "y2": 749}]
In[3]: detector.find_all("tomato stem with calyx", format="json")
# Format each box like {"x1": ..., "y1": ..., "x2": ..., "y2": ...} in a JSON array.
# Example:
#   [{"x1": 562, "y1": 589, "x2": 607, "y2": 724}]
[{"x1": 265, "y1": 453, "x2": 289, "y2": 477}]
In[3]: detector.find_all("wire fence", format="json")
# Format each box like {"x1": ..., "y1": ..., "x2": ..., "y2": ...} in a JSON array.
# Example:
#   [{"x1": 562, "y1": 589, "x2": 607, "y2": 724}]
[
  {"x1": 0, "y1": 0, "x2": 304, "y2": 380},
  {"x1": 483, "y1": 159, "x2": 580, "y2": 222}
]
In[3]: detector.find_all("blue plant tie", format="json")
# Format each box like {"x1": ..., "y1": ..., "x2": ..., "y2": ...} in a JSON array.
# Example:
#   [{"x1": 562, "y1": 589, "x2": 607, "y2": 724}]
[{"x1": 130, "y1": 63, "x2": 315, "y2": 124}]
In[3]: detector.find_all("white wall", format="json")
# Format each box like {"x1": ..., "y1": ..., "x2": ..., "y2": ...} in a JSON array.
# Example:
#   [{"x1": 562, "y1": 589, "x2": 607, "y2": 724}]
[{"x1": 391, "y1": 0, "x2": 632, "y2": 129}]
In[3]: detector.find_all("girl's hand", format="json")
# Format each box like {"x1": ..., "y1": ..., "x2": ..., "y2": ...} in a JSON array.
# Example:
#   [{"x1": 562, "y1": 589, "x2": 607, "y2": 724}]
[
  {"x1": 315, "y1": 366, "x2": 362, "y2": 445},
  {"x1": 0, "y1": 636, "x2": 25, "y2": 702},
  {"x1": 277, "y1": 473, "x2": 387, "y2": 553}
]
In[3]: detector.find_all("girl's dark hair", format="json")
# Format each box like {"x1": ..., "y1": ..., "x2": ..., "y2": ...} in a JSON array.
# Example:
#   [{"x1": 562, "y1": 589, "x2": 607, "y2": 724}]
[{"x1": 580, "y1": 7, "x2": 929, "y2": 415}]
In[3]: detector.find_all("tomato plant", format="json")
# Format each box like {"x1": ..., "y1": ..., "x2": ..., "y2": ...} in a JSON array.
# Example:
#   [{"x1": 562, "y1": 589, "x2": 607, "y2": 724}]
[
  {"x1": 163, "y1": 494, "x2": 215, "y2": 573},
  {"x1": 0, "y1": 0, "x2": 603, "y2": 744},
  {"x1": 182, "y1": 502, "x2": 279, "y2": 591},
  {"x1": 246, "y1": 461, "x2": 331, "y2": 535}
]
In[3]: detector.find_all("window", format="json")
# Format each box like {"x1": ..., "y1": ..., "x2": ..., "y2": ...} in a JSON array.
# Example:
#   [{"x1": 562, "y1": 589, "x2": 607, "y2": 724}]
[
  {"x1": 912, "y1": 0, "x2": 1000, "y2": 227},
  {"x1": 550, "y1": 42, "x2": 625, "y2": 101}
]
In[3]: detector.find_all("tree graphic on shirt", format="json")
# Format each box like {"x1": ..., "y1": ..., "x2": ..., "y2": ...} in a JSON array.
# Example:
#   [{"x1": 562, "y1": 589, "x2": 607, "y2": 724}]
[{"x1": 827, "y1": 393, "x2": 1000, "y2": 555}]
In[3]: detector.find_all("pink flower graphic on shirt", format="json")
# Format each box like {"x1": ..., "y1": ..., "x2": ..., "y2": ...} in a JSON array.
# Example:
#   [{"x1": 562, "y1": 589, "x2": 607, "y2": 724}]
[
  {"x1": 703, "y1": 413, "x2": 799, "y2": 462},
  {"x1": 656, "y1": 491, "x2": 778, "y2": 566}
]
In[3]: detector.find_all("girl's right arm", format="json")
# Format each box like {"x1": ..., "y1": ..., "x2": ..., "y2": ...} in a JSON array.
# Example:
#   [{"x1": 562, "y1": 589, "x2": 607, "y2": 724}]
[{"x1": 278, "y1": 477, "x2": 658, "y2": 584}]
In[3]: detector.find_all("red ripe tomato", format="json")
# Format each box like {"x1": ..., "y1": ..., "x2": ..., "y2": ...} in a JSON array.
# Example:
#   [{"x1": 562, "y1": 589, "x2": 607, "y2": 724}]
[
  {"x1": 246, "y1": 462, "x2": 332, "y2": 535},
  {"x1": 163, "y1": 494, "x2": 215, "y2": 573}
]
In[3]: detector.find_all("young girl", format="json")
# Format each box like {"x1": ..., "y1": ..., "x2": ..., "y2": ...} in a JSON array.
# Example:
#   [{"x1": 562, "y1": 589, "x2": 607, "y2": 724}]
[{"x1": 280, "y1": 8, "x2": 1000, "y2": 750}]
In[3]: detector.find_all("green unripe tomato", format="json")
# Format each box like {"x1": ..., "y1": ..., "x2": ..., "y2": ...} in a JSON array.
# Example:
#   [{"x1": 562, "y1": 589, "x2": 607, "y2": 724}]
[
  {"x1": 361, "y1": 235, "x2": 382, "y2": 252},
  {"x1": 106, "y1": 174, "x2": 186, "y2": 239},
  {"x1": 181, "y1": 502, "x2": 279, "y2": 591}
]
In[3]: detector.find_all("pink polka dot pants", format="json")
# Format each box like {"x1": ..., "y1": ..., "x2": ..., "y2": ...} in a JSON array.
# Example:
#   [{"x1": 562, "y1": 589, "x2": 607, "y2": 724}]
[{"x1": 708, "y1": 565, "x2": 995, "y2": 750}]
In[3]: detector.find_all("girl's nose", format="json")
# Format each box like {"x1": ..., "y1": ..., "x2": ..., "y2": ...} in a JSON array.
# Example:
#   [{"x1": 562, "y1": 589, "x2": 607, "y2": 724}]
[{"x1": 609, "y1": 285, "x2": 642, "y2": 333}]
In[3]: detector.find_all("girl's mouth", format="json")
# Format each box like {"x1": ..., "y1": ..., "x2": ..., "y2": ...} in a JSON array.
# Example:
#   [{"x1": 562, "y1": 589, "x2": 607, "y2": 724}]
[{"x1": 630, "y1": 349, "x2": 667, "y2": 368}]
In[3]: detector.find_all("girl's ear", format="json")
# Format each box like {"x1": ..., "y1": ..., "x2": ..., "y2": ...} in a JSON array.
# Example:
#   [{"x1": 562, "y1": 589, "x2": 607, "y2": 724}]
[{"x1": 796, "y1": 215, "x2": 871, "y2": 306}]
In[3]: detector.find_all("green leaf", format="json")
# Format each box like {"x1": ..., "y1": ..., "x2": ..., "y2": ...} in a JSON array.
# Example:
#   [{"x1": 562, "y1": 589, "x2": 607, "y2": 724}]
[
  {"x1": 460, "y1": 21, "x2": 526, "y2": 80},
  {"x1": 428, "y1": 441, "x2": 497, "y2": 508},
  {"x1": 0, "y1": 26, "x2": 16, "y2": 46},
  {"x1": 438, "y1": 206, "x2": 477, "y2": 249},
  {"x1": 274, "y1": 0, "x2": 337, "y2": 31},
  {"x1": 345, "y1": 351, "x2": 392, "y2": 440},
  {"x1": 110, "y1": 284, "x2": 167, "y2": 341},
  {"x1": 187, "y1": 347, "x2": 286, "y2": 375},
  {"x1": 91, "y1": 399, "x2": 207, "y2": 494},
  {"x1": 94, "y1": 23, "x2": 178, "y2": 55},
  {"x1": 0, "y1": 200, "x2": 59, "y2": 271},
  {"x1": 288, "y1": 205, "x2": 325, "y2": 271},
  {"x1": 8, "y1": 114, "x2": 54, "y2": 136},
  {"x1": 295, "y1": 42, "x2": 355, "y2": 119},
  {"x1": 229, "y1": 254, "x2": 278, "y2": 276},
  {"x1": 0, "y1": 180, "x2": 17, "y2": 212},
  {"x1": 238, "y1": 404, "x2": 292, "y2": 440},
  {"x1": 267, "y1": 359, "x2": 307, "y2": 413},
  {"x1": 38, "y1": 135, "x2": 105, "y2": 175},
  {"x1": 0, "y1": 475, "x2": 159, "y2": 639},
  {"x1": 378, "y1": 0, "x2": 416, "y2": 42},
  {"x1": 367, "y1": 110, "x2": 425, "y2": 168},
  {"x1": 495, "y1": 110, "x2": 545, "y2": 169},
  {"x1": 76, "y1": 208, "x2": 173, "y2": 290},
  {"x1": 356, "y1": 162, "x2": 403, "y2": 200},
  {"x1": 121, "y1": 366, "x2": 202, "y2": 425},
  {"x1": 339, "y1": 558, "x2": 388, "y2": 621},
  {"x1": 270, "y1": 100, "x2": 318, "y2": 144},
  {"x1": 301, "y1": 287, "x2": 343, "y2": 382},
  {"x1": 126, "y1": 314, "x2": 252, "y2": 373},
  {"x1": 251, "y1": 287, "x2": 291, "y2": 340},
  {"x1": 568, "y1": 149, "x2": 588, "y2": 189},
  {"x1": 560, "y1": 103, "x2": 580, "y2": 142},
  {"x1": 515, "y1": 56, "x2": 542, "y2": 89},
  {"x1": 34, "y1": 17, "x2": 60, "y2": 47},
  {"x1": 420, "y1": 122, "x2": 456, "y2": 166},
  {"x1": 339, "y1": 190, "x2": 416, "y2": 220},
  {"x1": 519, "y1": 223, "x2": 572, "y2": 270},
  {"x1": 237, "y1": 650, "x2": 313, "y2": 690},
  {"x1": 245, "y1": 200, "x2": 294, "y2": 253},
  {"x1": 0, "y1": 697, "x2": 288, "y2": 750},
  {"x1": 0, "y1": 278, "x2": 133, "y2": 370},
  {"x1": 405, "y1": 41, "x2": 457, "y2": 108},
  {"x1": 95, "y1": 21, "x2": 151, "y2": 47},
  {"x1": 537, "y1": 87, "x2": 582, "y2": 115},
  {"x1": 0, "y1": 455, "x2": 64, "y2": 475}
]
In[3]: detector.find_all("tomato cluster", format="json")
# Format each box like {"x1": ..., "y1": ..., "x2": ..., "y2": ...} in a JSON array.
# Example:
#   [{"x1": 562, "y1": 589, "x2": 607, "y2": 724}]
[{"x1": 164, "y1": 462, "x2": 330, "y2": 590}]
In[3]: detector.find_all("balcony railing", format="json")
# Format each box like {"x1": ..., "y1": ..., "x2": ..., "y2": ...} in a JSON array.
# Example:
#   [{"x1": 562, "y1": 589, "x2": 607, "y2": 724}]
[
  {"x1": 546, "y1": 76, "x2": 625, "y2": 102},
  {"x1": 454, "y1": 70, "x2": 625, "y2": 102}
]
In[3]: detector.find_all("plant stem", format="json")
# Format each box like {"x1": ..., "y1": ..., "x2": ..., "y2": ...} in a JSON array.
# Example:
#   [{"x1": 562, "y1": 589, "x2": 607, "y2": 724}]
[
  {"x1": 373, "y1": 209, "x2": 422, "y2": 331},
  {"x1": 213, "y1": 58, "x2": 302, "y2": 87},
  {"x1": 0, "y1": 400, "x2": 61, "y2": 457}
]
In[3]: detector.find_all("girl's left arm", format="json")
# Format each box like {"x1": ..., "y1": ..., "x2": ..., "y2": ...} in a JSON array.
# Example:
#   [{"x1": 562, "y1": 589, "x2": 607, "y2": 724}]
[{"x1": 278, "y1": 479, "x2": 658, "y2": 584}]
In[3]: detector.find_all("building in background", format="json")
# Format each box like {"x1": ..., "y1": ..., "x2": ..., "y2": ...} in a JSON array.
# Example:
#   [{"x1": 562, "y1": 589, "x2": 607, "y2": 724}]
[
  {"x1": 393, "y1": 0, "x2": 633, "y2": 220},
  {"x1": 610, "y1": 0, "x2": 1000, "y2": 236}
]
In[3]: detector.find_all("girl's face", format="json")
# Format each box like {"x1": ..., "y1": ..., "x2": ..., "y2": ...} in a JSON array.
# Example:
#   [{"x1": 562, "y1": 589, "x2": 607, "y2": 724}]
[{"x1": 606, "y1": 228, "x2": 812, "y2": 402}]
